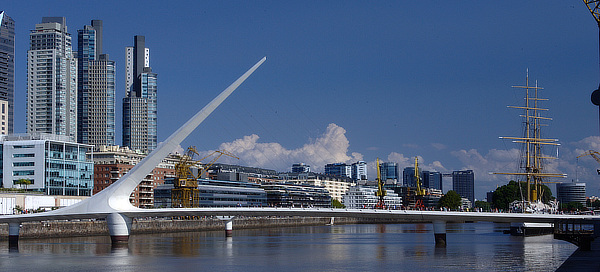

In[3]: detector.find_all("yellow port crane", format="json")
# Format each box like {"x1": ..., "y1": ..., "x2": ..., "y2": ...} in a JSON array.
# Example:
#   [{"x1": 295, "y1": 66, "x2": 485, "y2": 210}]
[
  {"x1": 577, "y1": 150, "x2": 600, "y2": 175},
  {"x1": 414, "y1": 157, "x2": 426, "y2": 196},
  {"x1": 171, "y1": 147, "x2": 239, "y2": 208},
  {"x1": 374, "y1": 158, "x2": 386, "y2": 209}
]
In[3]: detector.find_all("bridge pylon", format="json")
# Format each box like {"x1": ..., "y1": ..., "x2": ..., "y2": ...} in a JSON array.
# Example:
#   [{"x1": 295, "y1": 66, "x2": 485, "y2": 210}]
[{"x1": 433, "y1": 220, "x2": 447, "y2": 247}]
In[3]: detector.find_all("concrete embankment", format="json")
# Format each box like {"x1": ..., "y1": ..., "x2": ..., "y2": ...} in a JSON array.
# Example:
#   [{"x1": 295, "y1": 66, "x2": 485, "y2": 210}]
[{"x1": 0, "y1": 217, "x2": 422, "y2": 240}]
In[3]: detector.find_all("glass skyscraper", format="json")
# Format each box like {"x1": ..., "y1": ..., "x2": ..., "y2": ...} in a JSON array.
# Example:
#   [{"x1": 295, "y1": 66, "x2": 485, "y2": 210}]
[
  {"x1": 0, "y1": 11, "x2": 14, "y2": 135},
  {"x1": 27, "y1": 17, "x2": 77, "y2": 140},
  {"x1": 77, "y1": 20, "x2": 116, "y2": 146},
  {"x1": 123, "y1": 36, "x2": 157, "y2": 153},
  {"x1": 422, "y1": 171, "x2": 442, "y2": 191},
  {"x1": 452, "y1": 170, "x2": 474, "y2": 203}
]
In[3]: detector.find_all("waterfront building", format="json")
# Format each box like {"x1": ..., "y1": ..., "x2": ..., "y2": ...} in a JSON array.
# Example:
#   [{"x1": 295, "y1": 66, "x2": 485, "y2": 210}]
[
  {"x1": 0, "y1": 193, "x2": 87, "y2": 214},
  {"x1": 0, "y1": 133, "x2": 93, "y2": 196},
  {"x1": 77, "y1": 20, "x2": 115, "y2": 146},
  {"x1": 123, "y1": 35, "x2": 157, "y2": 153},
  {"x1": 260, "y1": 182, "x2": 331, "y2": 208},
  {"x1": 422, "y1": 171, "x2": 442, "y2": 191},
  {"x1": 208, "y1": 163, "x2": 279, "y2": 183},
  {"x1": 461, "y1": 197, "x2": 473, "y2": 210},
  {"x1": 154, "y1": 178, "x2": 267, "y2": 208},
  {"x1": 379, "y1": 161, "x2": 398, "y2": 184},
  {"x1": 342, "y1": 186, "x2": 402, "y2": 209},
  {"x1": 352, "y1": 161, "x2": 368, "y2": 181},
  {"x1": 325, "y1": 163, "x2": 352, "y2": 178},
  {"x1": 27, "y1": 17, "x2": 77, "y2": 140},
  {"x1": 279, "y1": 172, "x2": 355, "y2": 201},
  {"x1": 556, "y1": 181, "x2": 586, "y2": 207},
  {"x1": 292, "y1": 163, "x2": 311, "y2": 173},
  {"x1": 0, "y1": 11, "x2": 14, "y2": 135},
  {"x1": 452, "y1": 170, "x2": 475, "y2": 204},
  {"x1": 93, "y1": 145, "x2": 177, "y2": 208}
]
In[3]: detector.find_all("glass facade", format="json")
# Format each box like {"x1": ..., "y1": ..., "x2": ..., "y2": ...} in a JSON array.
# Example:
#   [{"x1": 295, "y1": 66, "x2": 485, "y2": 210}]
[
  {"x1": 27, "y1": 17, "x2": 77, "y2": 140},
  {"x1": 452, "y1": 170, "x2": 474, "y2": 204},
  {"x1": 422, "y1": 171, "x2": 442, "y2": 191},
  {"x1": 123, "y1": 36, "x2": 157, "y2": 153},
  {"x1": 77, "y1": 21, "x2": 115, "y2": 146},
  {"x1": 45, "y1": 142, "x2": 93, "y2": 196},
  {"x1": 0, "y1": 135, "x2": 93, "y2": 196},
  {"x1": 379, "y1": 162, "x2": 398, "y2": 182},
  {"x1": 0, "y1": 12, "x2": 14, "y2": 134}
]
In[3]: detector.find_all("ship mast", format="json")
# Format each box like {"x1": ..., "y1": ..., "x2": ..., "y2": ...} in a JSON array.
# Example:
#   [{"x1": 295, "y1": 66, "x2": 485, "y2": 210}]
[{"x1": 493, "y1": 71, "x2": 566, "y2": 203}]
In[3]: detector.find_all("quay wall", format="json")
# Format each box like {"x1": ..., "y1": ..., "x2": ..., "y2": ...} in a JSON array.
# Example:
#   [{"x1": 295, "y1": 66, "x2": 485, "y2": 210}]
[{"x1": 0, "y1": 217, "x2": 423, "y2": 240}]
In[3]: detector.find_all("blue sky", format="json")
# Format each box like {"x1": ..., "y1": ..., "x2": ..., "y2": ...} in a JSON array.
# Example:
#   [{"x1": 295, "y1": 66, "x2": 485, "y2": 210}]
[{"x1": 3, "y1": 1, "x2": 600, "y2": 200}]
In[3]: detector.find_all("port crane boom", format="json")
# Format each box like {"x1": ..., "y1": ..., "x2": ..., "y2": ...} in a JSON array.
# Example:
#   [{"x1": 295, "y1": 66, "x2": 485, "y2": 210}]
[{"x1": 577, "y1": 150, "x2": 600, "y2": 175}]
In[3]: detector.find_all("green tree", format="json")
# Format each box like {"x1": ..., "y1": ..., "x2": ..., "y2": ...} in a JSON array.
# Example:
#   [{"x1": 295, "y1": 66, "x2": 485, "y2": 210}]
[
  {"x1": 474, "y1": 200, "x2": 492, "y2": 212},
  {"x1": 331, "y1": 199, "x2": 345, "y2": 208},
  {"x1": 587, "y1": 199, "x2": 600, "y2": 209},
  {"x1": 492, "y1": 180, "x2": 554, "y2": 210},
  {"x1": 560, "y1": 201, "x2": 584, "y2": 212},
  {"x1": 438, "y1": 190, "x2": 462, "y2": 210},
  {"x1": 15, "y1": 179, "x2": 32, "y2": 191}
]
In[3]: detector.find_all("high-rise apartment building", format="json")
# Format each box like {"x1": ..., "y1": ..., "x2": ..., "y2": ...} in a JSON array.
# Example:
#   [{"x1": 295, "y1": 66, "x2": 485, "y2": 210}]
[
  {"x1": 0, "y1": 11, "x2": 15, "y2": 135},
  {"x1": 452, "y1": 170, "x2": 474, "y2": 204},
  {"x1": 27, "y1": 17, "x2": 77, "y2": 140},
  {"x1": 379, "y1": 162, "x2": 398, "y2": 183},
  {"x1": 123, "y1": 36, "x2": 157, "y2": 152},
  {"x1": 77, "y1": 20, "x2": 115, "y2": 146}
]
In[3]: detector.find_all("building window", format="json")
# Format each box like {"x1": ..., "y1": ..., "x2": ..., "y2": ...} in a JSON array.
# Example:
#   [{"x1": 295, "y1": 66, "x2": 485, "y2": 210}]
[
  {"x1": 13, "y1": 153, "x2": 35, "y2": 158},
  {"x1": 13, "y1": 162, "x2": 35, "y2": 167},
  {"x1": 14, "y1": 170, "x2": 35, "y2": 176}
]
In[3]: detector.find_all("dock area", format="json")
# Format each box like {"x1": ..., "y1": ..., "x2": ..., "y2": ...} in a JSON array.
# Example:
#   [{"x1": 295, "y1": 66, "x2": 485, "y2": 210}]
[{"x1": 556, "y1": 239, "x2": 600, "y2": 271}]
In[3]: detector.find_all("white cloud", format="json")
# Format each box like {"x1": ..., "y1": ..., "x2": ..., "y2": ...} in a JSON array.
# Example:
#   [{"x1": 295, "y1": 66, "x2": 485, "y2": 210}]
[
  {"x1": 431, "y1": 143, "x2": 447, "y2": 150},
  {"x1": 205, "y1": 123, "x2": 363, "y2": 172},
  {"x1": 449, "y1": 136, "x2": 600, "y2": 196}
]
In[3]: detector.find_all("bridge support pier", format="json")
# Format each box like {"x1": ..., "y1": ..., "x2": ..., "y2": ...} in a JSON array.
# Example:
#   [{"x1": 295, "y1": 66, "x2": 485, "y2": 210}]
[
  {"x1": 217, "y1": 216, "x2": 236, "y2": 237},
  {"x1": 433, "y1": 220, "x2": 447, "y2": 247},
  {"x1": 107, "y1": 213, "x2": 132, "y2": 244},
  {"x1": 8, "y1": 222, "x2": 20, "y2": 248}
]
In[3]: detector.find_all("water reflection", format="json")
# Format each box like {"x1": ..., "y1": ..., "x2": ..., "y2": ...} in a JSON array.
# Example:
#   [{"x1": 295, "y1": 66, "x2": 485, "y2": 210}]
[{"x1": 0, "y1": 222, "x2": 578, "y2": 271}]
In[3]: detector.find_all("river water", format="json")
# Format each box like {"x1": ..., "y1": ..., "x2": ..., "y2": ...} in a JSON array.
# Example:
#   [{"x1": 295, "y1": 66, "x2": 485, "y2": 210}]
[{"x1": 0, "y1": 222, "x2": 576, "y2": 271}]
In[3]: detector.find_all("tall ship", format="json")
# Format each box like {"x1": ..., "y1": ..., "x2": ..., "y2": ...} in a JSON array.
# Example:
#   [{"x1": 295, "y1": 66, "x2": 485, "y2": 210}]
[{"x1": 494, "y1": 71, "x2": 565, "y2": 216}]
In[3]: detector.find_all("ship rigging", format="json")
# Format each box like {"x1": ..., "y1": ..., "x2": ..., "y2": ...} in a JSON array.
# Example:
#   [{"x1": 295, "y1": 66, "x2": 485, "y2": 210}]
[{"x1": 493, "y1": 71, "x2": 566, "y2": 207}]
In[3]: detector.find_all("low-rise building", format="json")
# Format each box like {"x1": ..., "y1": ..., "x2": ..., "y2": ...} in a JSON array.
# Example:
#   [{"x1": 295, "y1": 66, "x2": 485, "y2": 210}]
[
  {"x1": 279, "y1": 172, "x2": 355, "y2": 201},
  {"x1": 0, "y1": 192, "x2": 88, "y2": 214},
  {"x1": 261, "y1": 182, "x2": 331, "y2": 208},
  {"x1": 154, "y1": 178, "x2": 267, "y2": 208},
  {"x1": 0, "y1": 133, "x2": 94, "y2": 196},
  {"x1": 93, "y1": 145, "x2": 177, "y2": 208},
  {"x1": 342, "y1": 186, "x2": 402, "y2": 209}
]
